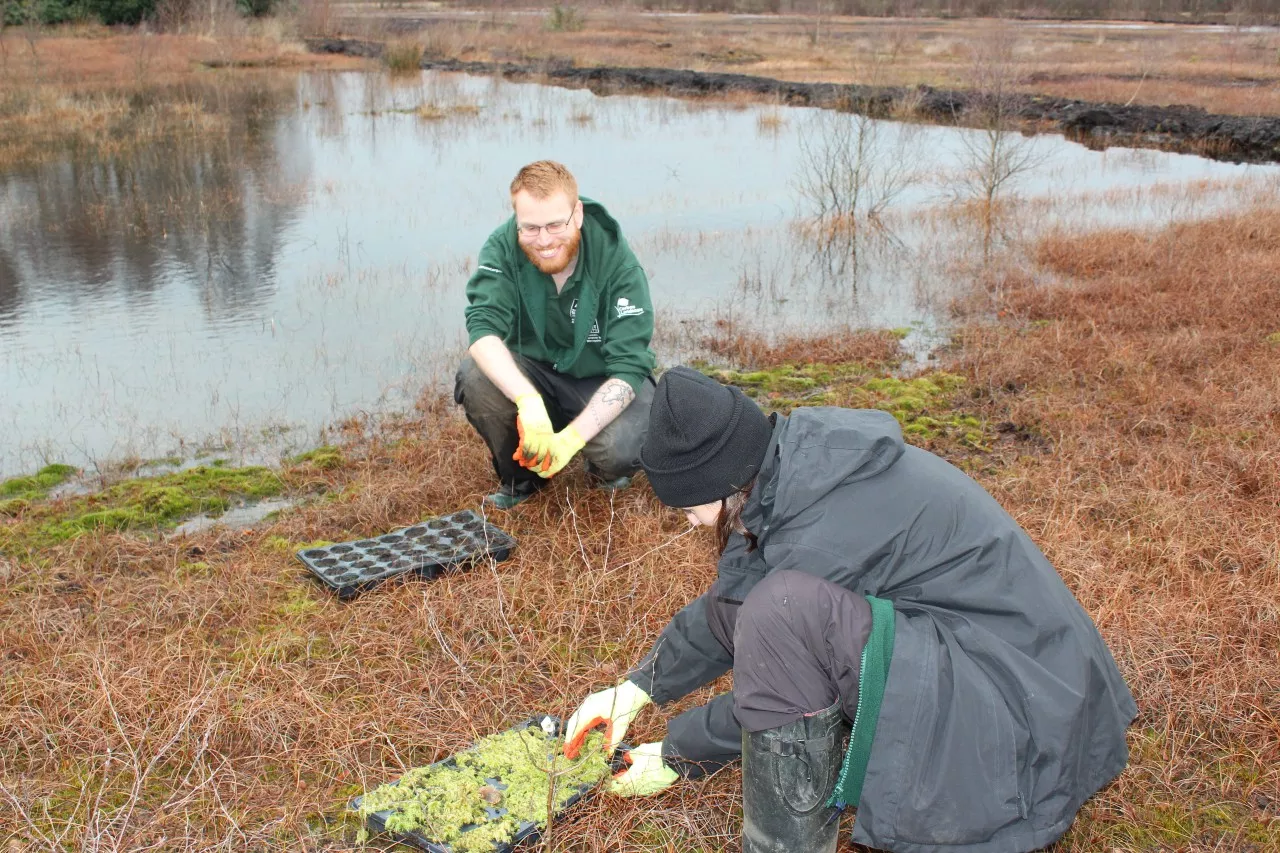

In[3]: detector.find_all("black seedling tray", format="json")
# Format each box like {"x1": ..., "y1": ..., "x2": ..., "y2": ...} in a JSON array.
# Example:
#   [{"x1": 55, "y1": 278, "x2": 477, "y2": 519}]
[
  {"x1": 296, "y1": 509, "x2": 516, "y2": 600},
  {"x1": 352, "y1": 716, "x2": 627, "y2": 853}
]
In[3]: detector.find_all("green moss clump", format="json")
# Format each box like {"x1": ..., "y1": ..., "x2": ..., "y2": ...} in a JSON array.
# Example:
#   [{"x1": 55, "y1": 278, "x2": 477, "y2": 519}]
[
  {"x1": 843, "y1": 374, "x2": 987, "y2": 446},
  {"x1": 0, "y1": 498, "x2": 30, "y2": 517},
  {"x1": 1266, "y1": 331, "x2": 1280, "y2": 345},
  {"x1": 707, "y1": 362, "x2": 867, "y2": 401},
  {"x1": 0, "y1": 464, "x2": 284, "y2": 552},
  {"x1": 357, "y1": 727, "x2": 610, "y2": 851},
  {"x1": 704, "y1": 363, "x2": 990, "y2": 453},
  {"x1": 0, "y1": 463, "x2": 78, "y2": 499},
  {"x1": 289, "y1": 446, "x2": 345, "y2": 470}
]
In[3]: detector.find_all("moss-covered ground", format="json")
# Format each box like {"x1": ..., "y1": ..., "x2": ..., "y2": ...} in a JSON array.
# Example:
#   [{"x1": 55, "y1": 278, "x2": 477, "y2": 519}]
[
  {"x1": 0, "y1": 463, "x2": 288, "y2": 554},
  {"x1": 0, "y1": 463, "x2": 79, "y2": 517},
  {"x1": 699, "y1": 359, "x2": 996, "y2": 459}
]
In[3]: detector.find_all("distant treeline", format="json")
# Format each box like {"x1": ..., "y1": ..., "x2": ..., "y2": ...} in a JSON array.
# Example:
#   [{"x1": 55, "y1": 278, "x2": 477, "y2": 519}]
[
  {"x1": 5, "y1": 0, "x2": 1277, "y2": 31},
  {"x1": 3, "y1": 0, "x2": 145, "y2": 25},
  {"x1": 1, "y1": 0, "x2": 271, "y2": 26}
]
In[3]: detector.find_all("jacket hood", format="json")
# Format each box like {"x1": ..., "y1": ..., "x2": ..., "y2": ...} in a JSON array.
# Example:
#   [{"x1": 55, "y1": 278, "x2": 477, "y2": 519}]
[
  {"x1": 748, "y1": 407, "x2": 906, "y2": 538},
  {"x1": 580, "y1": 196, "x2": 622, "y2": 239},
  {"x1": 576, "y1": 196, "x2": 629, "y2": 280}
]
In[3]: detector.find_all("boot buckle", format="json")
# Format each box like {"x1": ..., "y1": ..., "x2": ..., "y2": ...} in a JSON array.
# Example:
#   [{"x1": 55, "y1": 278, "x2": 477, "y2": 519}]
[{"x1": 764, "y1": 732, "x2": 835, "y2": 757}]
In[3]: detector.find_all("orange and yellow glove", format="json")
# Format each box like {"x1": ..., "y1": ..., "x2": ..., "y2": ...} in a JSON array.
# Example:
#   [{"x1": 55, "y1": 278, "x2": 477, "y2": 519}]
[
  {"x1": 608, "y1": 742, "x2": 679, "y2": 797},
  {"x1": 532, "y1": 426, "x2": 585, "y2": 479},
  {"x1": 512, "y1": 393, "x2": 554, "y2": 470},
  {"x1": 564, "y1": 680, "x2": 652, "y2": 759}
]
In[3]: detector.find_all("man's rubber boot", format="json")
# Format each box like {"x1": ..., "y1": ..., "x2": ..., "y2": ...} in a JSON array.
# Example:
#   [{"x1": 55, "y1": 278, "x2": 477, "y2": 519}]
[
  {"x1": 593, "y1": 475, "x2": 631, "y2": 492},
  {"x1": 482, "y1": 481, "x2": 541, "y2": 510},
  {"x1": 740, "y1": 702, "x2": 849, "y2": 853}
]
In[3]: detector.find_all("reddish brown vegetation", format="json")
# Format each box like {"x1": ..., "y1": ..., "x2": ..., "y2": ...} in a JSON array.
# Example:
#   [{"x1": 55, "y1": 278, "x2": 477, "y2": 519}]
[
  {"x1": 700, "y1": 321, "x2": 903, "y2": 368},
  {"x1": 958, "y1": 209, "x2": 1280, "y2": 849},
  {"x1": 0, "y1": 407, "x2": 743, "y2": 850},
  {"x1": 0, "y1": 29, "x2": 363, "y2": 167},
  {"x1": 0, "y1": 30, "x2": 360, "y2": 90},
  {"x1": 3, "y1": 212, "x2": 1280, "y2": 849}
]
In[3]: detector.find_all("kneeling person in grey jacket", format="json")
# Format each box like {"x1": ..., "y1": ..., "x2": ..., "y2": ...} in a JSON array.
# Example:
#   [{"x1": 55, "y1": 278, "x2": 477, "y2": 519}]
[{"x1": 563, "y1": 366, "x2": 1137, "y2": 853}]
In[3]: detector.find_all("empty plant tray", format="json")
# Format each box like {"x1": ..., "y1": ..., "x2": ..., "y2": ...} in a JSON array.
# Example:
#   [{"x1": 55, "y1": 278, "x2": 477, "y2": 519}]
[{"x1": 296, "y1": 509, "x2": 516, "y2": 599}]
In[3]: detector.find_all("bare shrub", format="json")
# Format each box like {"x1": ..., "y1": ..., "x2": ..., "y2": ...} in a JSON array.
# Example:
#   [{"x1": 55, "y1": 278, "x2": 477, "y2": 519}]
[
  {"x1": 794, "y1": 105, "x2": 923, "y2": 228},
  {"x1": 545, "y1": 3, "x2": 585, "y2": 32},
  {"x1": 382, "y1": 39, "x2": 424, "y2": 75},
  {"x1": 292, "y1": 0, "x2": 336, "y2": 39},
  {"x1": 158, "y1": 0, "x2": 243, "y2": 38},
  {"x1": 792, "y1": 96, "x2": 925, "y2": 295},
  {"x1": 151, "y1": 0, "x2": 185, "y2": 31},
  {"x1": 950, "y1": 25, "x2": 1043, "y2": 267}
]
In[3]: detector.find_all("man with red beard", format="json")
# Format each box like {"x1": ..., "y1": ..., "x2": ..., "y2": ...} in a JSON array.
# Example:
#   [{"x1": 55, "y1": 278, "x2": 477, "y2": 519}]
[{"x1": 455, "y1": 161, "x2": 656, "y2": 509}]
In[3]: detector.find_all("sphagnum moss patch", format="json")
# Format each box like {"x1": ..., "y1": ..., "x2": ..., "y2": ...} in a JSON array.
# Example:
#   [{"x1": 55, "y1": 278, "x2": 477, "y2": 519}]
[
  {"x1": 0, "y1": 464, "x2": 285, "y2": 552},
  {"x1": 357, "y1": 727, "x2": 610, "y2": 851},
  {"x1": 703, "y1": 363, "x2": 991, "y2": 452},
  {"x1": 0, "y1": 463, "x2": 79, "y2": 516},
  {"x1": 289, "y1": 445, "x2": 345, "y2": 470}
]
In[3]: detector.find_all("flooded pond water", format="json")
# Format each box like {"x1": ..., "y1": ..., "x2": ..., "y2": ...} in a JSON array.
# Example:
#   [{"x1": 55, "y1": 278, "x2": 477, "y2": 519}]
[{"x1": 2, "y1": 69, "x2": 1277, "y2": 477}]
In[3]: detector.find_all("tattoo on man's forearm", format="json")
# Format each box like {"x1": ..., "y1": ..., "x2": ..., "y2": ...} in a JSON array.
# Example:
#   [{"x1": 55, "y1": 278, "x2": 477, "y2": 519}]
[
  {"x1": 589, "y1": 380, "x2": 635, "y2": 429},
  {"x1": 600, "y1": 382, "x2": 635, "y2": 407}
]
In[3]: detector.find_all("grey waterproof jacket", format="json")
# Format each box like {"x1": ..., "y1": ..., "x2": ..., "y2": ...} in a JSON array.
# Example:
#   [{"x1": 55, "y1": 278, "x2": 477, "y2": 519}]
[{"x1": 629, "y1": 407, "x2": 1136, "y2": 853}]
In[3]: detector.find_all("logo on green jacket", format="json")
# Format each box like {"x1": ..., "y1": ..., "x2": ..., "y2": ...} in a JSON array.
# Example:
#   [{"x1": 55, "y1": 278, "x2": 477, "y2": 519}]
[
  {"x1": 569, "y1": 299, "x2": 603, "y2": 343},
  {"x1": 615, "y1": 297, "x2": 645, "y2": 318}
]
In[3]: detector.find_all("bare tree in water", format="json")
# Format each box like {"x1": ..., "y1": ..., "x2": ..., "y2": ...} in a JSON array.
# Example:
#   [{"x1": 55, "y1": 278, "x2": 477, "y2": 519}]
[
  {"x1": 793, "y1": 86, "x2": 924, "y2": 293},
  {"x1": 951, "y1": 25, "x2": 1043, "y2": 267}
]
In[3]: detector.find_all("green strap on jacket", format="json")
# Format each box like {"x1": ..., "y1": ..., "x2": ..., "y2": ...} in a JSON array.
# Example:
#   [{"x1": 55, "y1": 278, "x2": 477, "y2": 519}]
[{"x1": 828, "y1": 594, "x2": 896, "y2": 810}]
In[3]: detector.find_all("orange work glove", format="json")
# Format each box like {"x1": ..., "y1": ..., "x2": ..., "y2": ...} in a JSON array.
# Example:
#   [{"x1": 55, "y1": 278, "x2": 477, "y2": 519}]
[
  {"x1": 512, "y1": 393, "x2": 554, "y2": 470},
  {"x1": 533, "y1": 426, "x2": 586, "y2": 479},
  {"x1": 608, "y1": 742, "x2": 678, "y2": 797},
  {"x1": 564, "y1": 680, "x2": 652, "y2": 759}
]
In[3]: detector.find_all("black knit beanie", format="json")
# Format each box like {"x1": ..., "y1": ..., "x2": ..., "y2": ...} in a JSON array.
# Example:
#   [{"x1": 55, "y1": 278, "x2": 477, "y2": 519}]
[{"x1": 640, "y1": 366, "x2": 774, "y2": 508}]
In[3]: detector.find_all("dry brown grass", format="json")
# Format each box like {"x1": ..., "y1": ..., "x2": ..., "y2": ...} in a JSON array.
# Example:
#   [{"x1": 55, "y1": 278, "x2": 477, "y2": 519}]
[
  {"x1": 3, "y1": 206, "x2": 1280, "y2": 848},
  {"x1": 699, "y1": 319, "x2": 904, "y2": 368},
  {"x1": 0, "y1": 28, "x2": 363, "y2": 168},
  {"x1": 1, "y1": 28, "x2": 358, "y2": 89},
  {"x1": 339, "y1": 7, "x2": 1280, "y2": 117},
  {"x1": 0, "y1": 403, "x2": 744, "y2": 850},
  {"x1": 954, "y1": 209, "x2": 1280, "y2": 849}
]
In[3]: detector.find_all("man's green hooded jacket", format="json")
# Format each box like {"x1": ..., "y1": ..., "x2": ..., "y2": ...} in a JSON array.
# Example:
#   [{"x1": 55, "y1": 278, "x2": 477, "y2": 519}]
[{"x1": 464, "y1": 198, "x2": 656, "y2": 393}]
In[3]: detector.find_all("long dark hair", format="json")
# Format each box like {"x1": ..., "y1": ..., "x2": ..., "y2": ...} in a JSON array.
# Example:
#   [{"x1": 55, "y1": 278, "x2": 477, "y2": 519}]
[{"x1": 715, "y1": 478, "x2": 758, "y2": 555}]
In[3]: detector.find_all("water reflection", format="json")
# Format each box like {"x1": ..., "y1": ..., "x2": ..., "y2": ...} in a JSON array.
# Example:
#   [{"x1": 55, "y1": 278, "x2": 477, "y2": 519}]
[
  {"x1": 1, "y1": 69, "x2": 1277, "y2": 476},
  {"x1": 0, "y1": 83, "x2": 302, "y2": 328},
  {"x1": 0, "y1": 248, "x2": 17, "y2": 323},
  {"x1": 796, "y1": 220, "x2": 911, "y2": 298}
]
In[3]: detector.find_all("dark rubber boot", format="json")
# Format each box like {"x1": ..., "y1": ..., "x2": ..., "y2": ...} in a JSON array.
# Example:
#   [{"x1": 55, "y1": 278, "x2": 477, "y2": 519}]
[{"x1": 741, "y1": 702, "x2": 849, "y2": 853}]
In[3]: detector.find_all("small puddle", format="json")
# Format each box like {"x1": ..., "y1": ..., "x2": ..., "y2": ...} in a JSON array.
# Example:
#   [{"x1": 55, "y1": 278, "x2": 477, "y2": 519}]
[{"x1": 170, "y1": 497, "x2": 295, "y2": 538}]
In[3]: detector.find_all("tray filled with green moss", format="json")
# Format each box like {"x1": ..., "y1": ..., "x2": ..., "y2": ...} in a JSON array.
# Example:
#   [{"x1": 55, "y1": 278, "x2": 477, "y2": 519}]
[{"x1": 352, "y1": 716, "x2": 622, "y2": 852}]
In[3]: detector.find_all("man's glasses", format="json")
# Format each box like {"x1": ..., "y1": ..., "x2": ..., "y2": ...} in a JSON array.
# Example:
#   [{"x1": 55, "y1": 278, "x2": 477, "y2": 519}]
[{"x1": 517, "y1": 210, "x2": 575, "y2": 239}]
